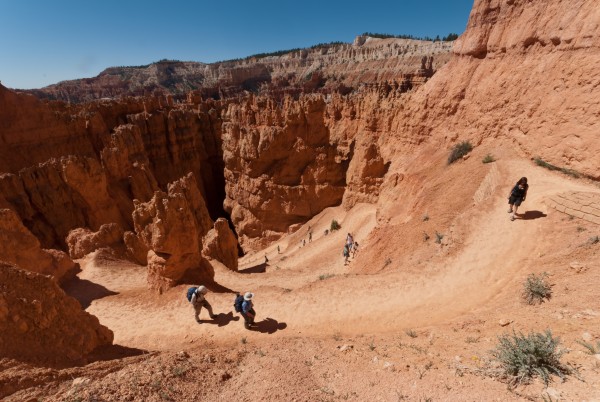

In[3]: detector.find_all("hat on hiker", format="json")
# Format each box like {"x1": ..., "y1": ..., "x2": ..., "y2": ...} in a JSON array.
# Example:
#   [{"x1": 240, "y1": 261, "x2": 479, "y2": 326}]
[
  {"x1": 244, "y1": 292, "x2": 254, "y2": 301},
  {"x1": 197, "y1": 285, "x2": 208, "y2": 294}
]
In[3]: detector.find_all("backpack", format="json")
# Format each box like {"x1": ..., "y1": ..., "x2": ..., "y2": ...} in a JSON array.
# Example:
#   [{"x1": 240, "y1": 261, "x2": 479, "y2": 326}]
[
  {"x1": 186, "y1": 287, "x2": 197, "y2": 302},
  {"x1": 233, "y1": 294, "x2": 245, "y2": 313}
]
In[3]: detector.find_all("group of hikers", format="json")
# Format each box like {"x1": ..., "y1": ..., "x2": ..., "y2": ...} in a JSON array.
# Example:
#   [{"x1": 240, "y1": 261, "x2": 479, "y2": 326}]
[
  {"x1": 187, "y1": 286, "x2": 256, "y2": 330},
  {"x1": 185, "y1": 177, "x2": 529, "y2": 329}
]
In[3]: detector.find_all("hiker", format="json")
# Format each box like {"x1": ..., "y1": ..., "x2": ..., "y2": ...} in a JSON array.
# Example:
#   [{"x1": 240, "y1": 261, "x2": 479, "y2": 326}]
[
  {"x1": 352, "y1": 241, "x2": 359, "y2": 257},
  {"x1": 237, "y1": 292, "x2": 256, "y2": 329},
  {"x1": 265, "y1": 253, "x2": 269, "y2": 263},
  {"x1": 308, "y1": 231, "x2": 312, "y2": 243},
  {"x1": 277, "y1": 245, "x2": 280, "y2": 254},
  {"x1": 303, "y1": 239, "x2": 306, "y2": 247},
  {"x1": 324, "y1": 229, "x2": 329, "y2": 236},
  {"x1": 508, "y1": 177, "x2": 529, "y2": 221},
  {"x1": 343, "y1": 244, "x2": 350, "y2": 265},
  {"x1": 346, "y1": 233, "x2": 354, "y2": 249},
  {"x1": 188, "y1": 285, "x2": 216, "y2": 323}
]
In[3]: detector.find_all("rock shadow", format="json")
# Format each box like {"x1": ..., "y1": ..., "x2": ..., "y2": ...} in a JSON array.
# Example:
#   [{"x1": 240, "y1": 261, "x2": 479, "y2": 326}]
[
  {"x1": 249, "y1": 317, "x2": 287, "y2": 334},
  {"x1": 87, "y1": 344, "x2": 148, "y2": 364},
  {"x1": 180, "y1": 260, "x2": 235, "y2": 293},
  {"x1": 239, "y1": 262, "x2": 267, "y2": 274},
  {"x1": 62, "y1": 277, "x2": 118, "y2": 309},
  {"x1": 197, "y1": 312, "x2": 240, "y2": 327},
  {"x1": 519, "y1": 210, "x2": 547, "y2": 220}
]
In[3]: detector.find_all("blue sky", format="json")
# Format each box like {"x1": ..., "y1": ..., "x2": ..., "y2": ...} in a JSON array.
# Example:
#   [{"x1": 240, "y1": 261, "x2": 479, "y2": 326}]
[{"x1": 0, "y1": 1, "x2": 473, "y2": 89}]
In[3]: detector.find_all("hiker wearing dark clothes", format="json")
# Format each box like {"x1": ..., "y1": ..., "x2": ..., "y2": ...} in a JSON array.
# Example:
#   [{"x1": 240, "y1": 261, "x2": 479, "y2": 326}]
[
  {"x1": 508, "y1": 177, "x2": 529, "y2": 221},
  {"x1": 190, "y1": 285, "x2": 216, "y2": 323},
  {"x1": 241, "y1": 292, "x2": 256, "y2": 329},
  {"x1": 346, "y1": 233, "x2": 354, "y2": 249},
  {"x1": 265, "y1": 253, "x2": 269, "y2": 263},
  {"x1": 343, "y1": 244, "x2": 350, "y2": 265},
  {"x1": 308, "y1": 231, "x2": 312, "y2": 243},
  {"x1": 352, "y1": 242, "x2": 359, "y2": 258}
]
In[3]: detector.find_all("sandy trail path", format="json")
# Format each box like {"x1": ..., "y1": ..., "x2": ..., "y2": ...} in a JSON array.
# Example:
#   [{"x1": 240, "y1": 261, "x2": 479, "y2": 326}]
[{"x1": 73, "y1": 159, "x2": 597, "y2": 351}]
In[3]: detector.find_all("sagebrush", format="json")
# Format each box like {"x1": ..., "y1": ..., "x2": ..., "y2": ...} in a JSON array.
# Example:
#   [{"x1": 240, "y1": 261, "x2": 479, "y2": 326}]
[
  {"x1": 447, "y1": 141, "x2": 473, "y2": 164},
  {"x1": 493, "y1": 330, "x2": 569, "y2": 386},
  {"x1": 522, "y1": 272, "x2": 552, "y2": 305}
]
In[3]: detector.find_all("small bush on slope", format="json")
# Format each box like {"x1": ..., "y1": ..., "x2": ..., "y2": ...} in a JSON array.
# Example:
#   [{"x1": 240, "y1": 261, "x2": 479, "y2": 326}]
[{"x1": 493, "y1": 330, "x2": 570, "y2": 386}]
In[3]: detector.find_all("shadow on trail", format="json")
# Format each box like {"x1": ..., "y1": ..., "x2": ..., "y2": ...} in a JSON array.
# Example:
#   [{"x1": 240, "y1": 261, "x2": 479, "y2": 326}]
[
  {"x1": 197, "y1": 312, "x2": 240, "y2": 327},
  {"x1": 239, "y1": 262, "x2": 267, "y2": 274},
  {"x1": 62, "y1": 277, "x2": 118, "y2": 309},
  {"x1": 250, "y1": 317, "x2": 287, "y2": 334},
  {"x1": 87, "y1": 344, "x2": 148, "y2": 364},
  {"x1": 520, "y1": 210, "x2": 547, "y2": 220},
  {"x1": 180, "y1": 260, "x2": 235, "y2": 293}
]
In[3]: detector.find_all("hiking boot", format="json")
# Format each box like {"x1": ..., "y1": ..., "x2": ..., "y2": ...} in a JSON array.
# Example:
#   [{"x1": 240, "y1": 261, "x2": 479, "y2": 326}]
[
  {"x1": 507, "y1": 208, "x2": 513, "y2": 213},
  {"x1": 510, "y1": 215, "x2": 515, "y2": 221}
]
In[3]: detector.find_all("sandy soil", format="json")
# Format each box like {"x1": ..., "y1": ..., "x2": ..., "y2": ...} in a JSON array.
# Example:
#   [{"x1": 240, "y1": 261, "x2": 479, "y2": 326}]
[{"x1": 3, "y1": 152, "x2": 600, "y2": 401}]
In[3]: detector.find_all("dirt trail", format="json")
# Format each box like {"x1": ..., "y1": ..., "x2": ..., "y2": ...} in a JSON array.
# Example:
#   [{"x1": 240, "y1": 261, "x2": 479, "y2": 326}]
[{"x1": 74, "y1": 159, "x2": 597, "y2": 351}]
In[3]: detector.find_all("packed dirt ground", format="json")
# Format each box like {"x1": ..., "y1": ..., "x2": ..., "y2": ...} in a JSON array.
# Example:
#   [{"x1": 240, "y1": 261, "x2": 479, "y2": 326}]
[{"x1": 2, "y1": 144, "x2": 599, "y2": 401}]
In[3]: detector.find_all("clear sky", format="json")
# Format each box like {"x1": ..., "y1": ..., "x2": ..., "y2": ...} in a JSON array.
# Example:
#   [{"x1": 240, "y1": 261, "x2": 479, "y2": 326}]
[{"x1": 0, "y1": 0, "x2": 474, "y2": 89}]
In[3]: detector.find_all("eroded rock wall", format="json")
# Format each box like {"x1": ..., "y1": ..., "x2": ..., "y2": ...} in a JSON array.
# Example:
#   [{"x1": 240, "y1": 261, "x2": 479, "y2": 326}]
[
  {"x1": 0, "y1": 262, "x2": 113, "y2": 366},
  {"x1": 222, "y1": 94, "x2": 351, "y2": 248}
]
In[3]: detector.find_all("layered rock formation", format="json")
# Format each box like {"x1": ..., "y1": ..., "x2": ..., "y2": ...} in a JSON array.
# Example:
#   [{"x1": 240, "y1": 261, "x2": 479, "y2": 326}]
[
  {"x1": 0, "y1": 261, "x2": 113, "y2": 366},
  {"x1": 221, "y1": 94, "x2": 351, "y2": 247},
  {"x1": 23, "y1": 37, "x2": 453, "y2": 103}
]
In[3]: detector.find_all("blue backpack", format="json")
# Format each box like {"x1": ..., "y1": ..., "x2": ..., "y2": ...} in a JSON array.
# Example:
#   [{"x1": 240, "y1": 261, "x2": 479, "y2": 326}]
[
  {"x1": 186, "y1": 287, "x2": 197, "y2": 302},
  {"x1": 233, "y1": 294, "x2": 245, "y2": 313}
]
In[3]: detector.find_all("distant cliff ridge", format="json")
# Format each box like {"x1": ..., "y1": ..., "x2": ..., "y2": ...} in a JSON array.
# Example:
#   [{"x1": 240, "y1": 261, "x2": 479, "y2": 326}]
[{"x1": 24, "y1": 36, "x2": 453, "y2": 103}]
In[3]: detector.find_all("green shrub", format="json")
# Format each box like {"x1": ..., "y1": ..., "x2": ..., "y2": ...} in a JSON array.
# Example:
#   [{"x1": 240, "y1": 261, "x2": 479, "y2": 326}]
[
  {"x1": 330, "y1": 219, "x2": 341, "y2": 231},
  {"x1": 482, "y1": 154, "x2": 496, "y2": 164},
  {"x1": 448, "y1": 141, "x2": 473, "y2": 164},
  {"x1": 534, "y1": 157, "x2": 581, "y2": 178},
  {"x1": 522, "y1": 273, "x2": 552, "y2": 305},
  {"x1": 493, "y1": 330, "x2": 569, "y2": 386}
]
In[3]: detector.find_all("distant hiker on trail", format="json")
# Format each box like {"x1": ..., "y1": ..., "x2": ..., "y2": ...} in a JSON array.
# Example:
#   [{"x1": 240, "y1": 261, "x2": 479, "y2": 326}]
[
  {"x1": 352, "y1": 242, "x2": 359, "y2": 258},
  {"x1": 346, "y1": 233, "x2": 354, "y2": 249},
  {"x1": 303, "y1": 239, "x2": 306, "y2": 247},
  {"x1": 508, "y1": 177, "x2": 529, "y2": 221},
  {"x1": 265, "y1": 253, "x2": 269, "y2": 263},
  {"x1": 234, "y1": 292, "x2": 256, "y2": 329},
  {"x1": 324, "y1": 229, "x2": 329, "y2": 236},
  {"x1": 187, "y1": 285, "x2": 216, "y2": 323},
  {"x1": 277, "y1": 245, "x2": 281, "y2": 254},
  {"x1": 308, "y1": 231, "x2": 313, "y2": 243},
  {"x1": 343, "y1": 244, "x2": 350, "y2": 265}
]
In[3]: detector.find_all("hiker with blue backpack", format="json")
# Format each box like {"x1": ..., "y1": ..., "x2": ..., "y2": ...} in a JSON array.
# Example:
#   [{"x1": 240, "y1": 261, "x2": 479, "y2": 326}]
[
  {"x1": 234, "y1": 292, "x2": 256, "y2": 329},
  {"x1": 187, "y1": 285, "x2": 216, "y2": 323}
]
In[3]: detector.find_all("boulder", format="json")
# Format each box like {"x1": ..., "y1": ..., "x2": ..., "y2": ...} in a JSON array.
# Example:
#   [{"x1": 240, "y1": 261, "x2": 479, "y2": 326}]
[
  {"x1": 66, "y1": 223, "x2": 124, "y2": 259},
  {"x1": 202, "y1": 218, "x2": 239, "y2": 271}
]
